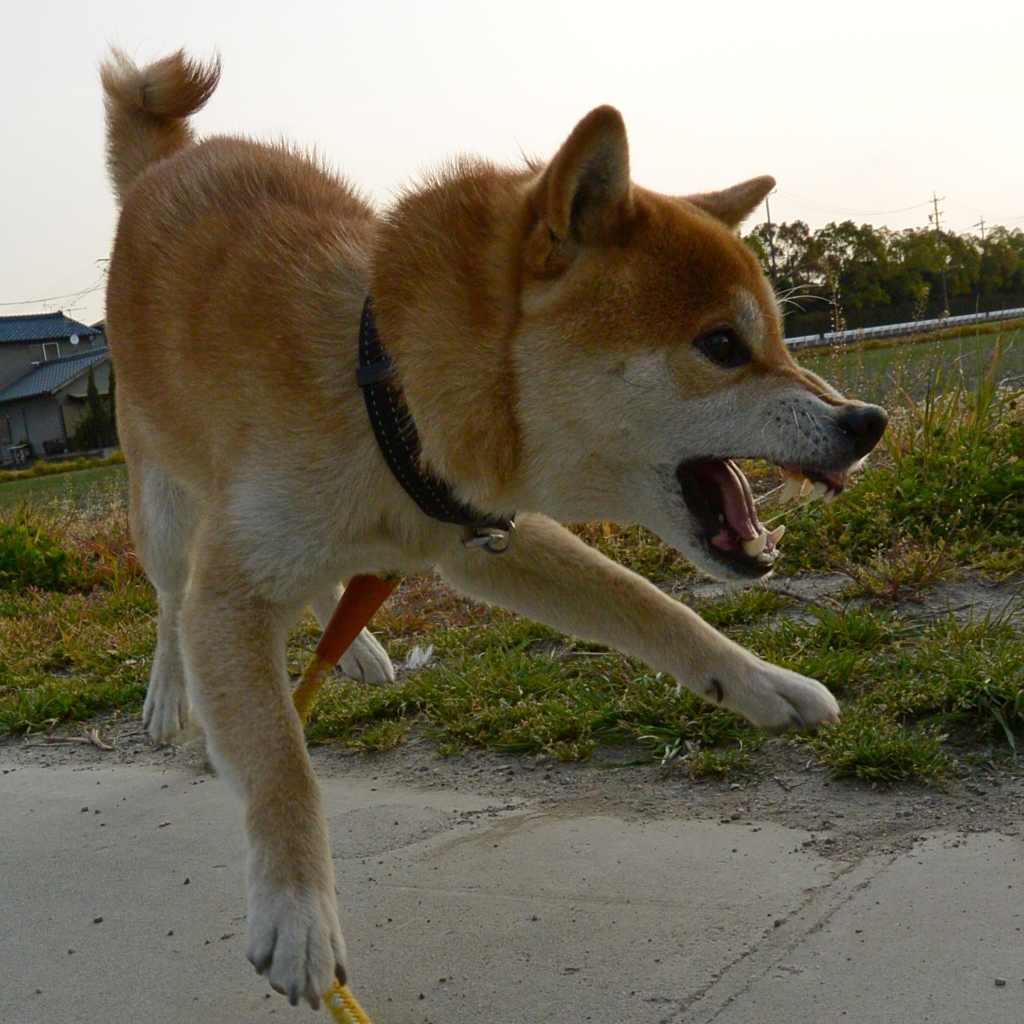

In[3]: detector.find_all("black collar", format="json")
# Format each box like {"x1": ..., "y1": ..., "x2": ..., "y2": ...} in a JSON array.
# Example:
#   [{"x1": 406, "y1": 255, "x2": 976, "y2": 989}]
[{"x1": 356, "y1": 296, "x2": 516, "y2": 553}]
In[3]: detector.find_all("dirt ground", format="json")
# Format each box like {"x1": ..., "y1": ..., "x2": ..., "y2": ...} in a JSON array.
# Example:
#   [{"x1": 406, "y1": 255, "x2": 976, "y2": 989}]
[
  {"x1": 5, "y1": 709, "x2": 1022, "y2": 866},
  {"x1": 5, "y1": 569, "x2": 1022, "y2": 865}
]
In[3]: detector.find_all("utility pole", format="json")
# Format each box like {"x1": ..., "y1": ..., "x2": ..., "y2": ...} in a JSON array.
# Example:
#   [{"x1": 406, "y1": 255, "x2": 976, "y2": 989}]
[
  {"x1": 764, "y1": 190, "x2": 778, "y2": 286},
  {"x1": 928, "y1": 192, "x2": 950, "y2": 316},
  {"x1": 973, "y1": 215, "x2": 987, "y2": 316}
]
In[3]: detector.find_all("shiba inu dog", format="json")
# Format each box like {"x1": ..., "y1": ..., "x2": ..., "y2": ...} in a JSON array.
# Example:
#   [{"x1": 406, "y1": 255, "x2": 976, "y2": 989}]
[{"x1": 100, "y1": 49, "x2": 886, "y2": 1007}]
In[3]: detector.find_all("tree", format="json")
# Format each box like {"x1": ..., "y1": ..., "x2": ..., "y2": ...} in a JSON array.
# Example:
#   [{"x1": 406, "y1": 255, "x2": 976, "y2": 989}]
[
  {"x1": 70, "y1": 366, "x2": 117, "y2": 451},
  {"x1": 744, "y1": 217, "x2": 1024, "y2": 332}
]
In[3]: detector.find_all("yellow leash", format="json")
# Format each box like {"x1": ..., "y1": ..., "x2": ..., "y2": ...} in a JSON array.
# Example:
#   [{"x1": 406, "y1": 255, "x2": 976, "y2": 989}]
[{"x1": 292, "y1": 573, "x2": 400, "y2": 1023}]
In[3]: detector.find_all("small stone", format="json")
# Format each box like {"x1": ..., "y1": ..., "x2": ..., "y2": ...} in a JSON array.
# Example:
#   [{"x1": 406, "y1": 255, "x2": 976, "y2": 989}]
[
  {"x1": 93, "y1": 917, "x2": 103, "y2": 924},
  {"x1": 183, "y1": 878, "x2": 190, "y2": 885},
  {"x1": 995, "y1": 978, "x2": 1006, "y2": 987}
]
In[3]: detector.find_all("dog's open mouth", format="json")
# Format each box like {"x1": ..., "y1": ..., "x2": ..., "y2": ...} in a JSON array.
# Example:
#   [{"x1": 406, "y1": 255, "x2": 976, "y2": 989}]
[{"x1": 676, "y1": 458, "x2": 847, "y2": 577}]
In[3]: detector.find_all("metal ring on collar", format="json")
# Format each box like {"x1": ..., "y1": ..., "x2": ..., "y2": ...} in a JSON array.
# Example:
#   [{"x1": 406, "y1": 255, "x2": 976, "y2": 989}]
[{"x1": 462, "y1": 520, "x2": 516, "y2": 554}]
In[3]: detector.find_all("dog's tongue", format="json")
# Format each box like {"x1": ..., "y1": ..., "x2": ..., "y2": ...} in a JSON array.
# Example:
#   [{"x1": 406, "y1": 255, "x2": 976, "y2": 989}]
[{"x1": 709, "y1": 459, "x2": 761, "y2": 549}]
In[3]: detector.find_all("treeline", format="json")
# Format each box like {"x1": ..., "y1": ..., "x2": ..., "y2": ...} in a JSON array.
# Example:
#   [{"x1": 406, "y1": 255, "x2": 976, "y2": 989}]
[{"x1": 743, "y1": 220, "x2": 1024, "y2": 336}]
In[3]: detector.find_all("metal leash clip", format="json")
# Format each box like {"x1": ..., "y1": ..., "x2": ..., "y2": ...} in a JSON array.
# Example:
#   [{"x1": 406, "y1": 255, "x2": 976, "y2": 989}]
[{"x1": 462, "y1": 520, "x2": 516, "y2": 554}]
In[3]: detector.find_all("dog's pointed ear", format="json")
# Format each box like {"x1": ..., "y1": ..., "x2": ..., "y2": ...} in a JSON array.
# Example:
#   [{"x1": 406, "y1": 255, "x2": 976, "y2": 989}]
[
  {"x1": 533, "y1": 105, "x2": 632, "y2": 245},
  {"x1": 682, "y1": 175, "x2": 775, "y2": 229}
]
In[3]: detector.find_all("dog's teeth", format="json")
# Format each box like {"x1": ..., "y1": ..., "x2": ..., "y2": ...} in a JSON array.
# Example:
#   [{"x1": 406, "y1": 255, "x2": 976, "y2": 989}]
[
  {"x1": 742, "y1": 531, "x2": 768, "y2": 558},
  {"x1": 798, "y1": 477, "x2": 814, "y2": 500},
  {"x1": 823, "y1": 488, "x2": 838, "y2": 504},
  {"x1": 767, "y1": 524, "x2": 786, "y2": 545},
  {"x1": 810, "y1": 481, "x2": 828, "y2": 502},
  {"x1": 778, "y1": 475, "x2": 803, "y2": 504}
]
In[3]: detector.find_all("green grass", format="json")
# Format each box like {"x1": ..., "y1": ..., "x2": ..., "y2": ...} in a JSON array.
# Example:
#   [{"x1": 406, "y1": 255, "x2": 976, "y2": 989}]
[
  {"x1": 0, "y1": 464, "x2": 128, "y2": 506},
  {"x1": 771, "y1": 341, "x2": 1024, "y2": 582},
  {"x1": 2, "y1": 332, "x2": 1022, "y2": 783},
  {"x1": 800, "y1": 326, "x2": 1024, "y2": 405}
]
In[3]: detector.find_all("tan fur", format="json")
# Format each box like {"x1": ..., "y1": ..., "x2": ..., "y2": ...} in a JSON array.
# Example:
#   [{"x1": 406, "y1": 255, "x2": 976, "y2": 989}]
[{"x1": 101, "y1": 51, "x2": 885, "y2": 1007}]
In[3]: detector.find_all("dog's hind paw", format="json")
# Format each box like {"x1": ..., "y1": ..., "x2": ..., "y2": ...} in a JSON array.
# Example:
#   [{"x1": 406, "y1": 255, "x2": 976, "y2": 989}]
[
  {"x1": 246, "y1": 882, "x2": 347, "y2": 1009},
  {"x1": 338, "y1": 628, "x2": 394, "y2": 686},
  {"x1": 713, "y1": 656, "x2": 840, "y2": 732},
  {"x1": 142, "y1": 655, "x2": 190, "y2": 744}
]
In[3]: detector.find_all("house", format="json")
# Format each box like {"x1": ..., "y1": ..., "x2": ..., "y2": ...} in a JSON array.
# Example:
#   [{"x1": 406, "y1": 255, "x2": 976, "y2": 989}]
[{"x1": 0, "y1": 311, "x2": 111, "y2": 465}]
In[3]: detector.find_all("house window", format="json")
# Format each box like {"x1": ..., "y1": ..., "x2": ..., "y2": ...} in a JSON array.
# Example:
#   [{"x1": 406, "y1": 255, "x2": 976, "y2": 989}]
[{"x1": 42, "y1": 342, "x2": 61, "y2": 361}]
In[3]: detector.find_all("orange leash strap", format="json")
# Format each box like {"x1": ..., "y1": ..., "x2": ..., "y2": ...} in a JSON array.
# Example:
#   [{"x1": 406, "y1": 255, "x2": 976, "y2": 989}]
[
  {"x1": 292, "y1": 572, "x2": 399, "y2": 1023},
  {"x1": 292, "y1": 573, "x2": 399, "y2": 723}
]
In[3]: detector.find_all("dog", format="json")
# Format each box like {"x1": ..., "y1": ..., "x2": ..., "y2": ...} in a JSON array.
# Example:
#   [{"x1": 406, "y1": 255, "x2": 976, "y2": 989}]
[{"x1": 100, "y1": 49, "x2": 886, "y2": 1007}]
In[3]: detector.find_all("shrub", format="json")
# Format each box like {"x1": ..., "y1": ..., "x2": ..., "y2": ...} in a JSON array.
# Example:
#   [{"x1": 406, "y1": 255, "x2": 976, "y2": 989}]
[{"x1": 0, "y1": 519, "x2": 88, "y2": 591}]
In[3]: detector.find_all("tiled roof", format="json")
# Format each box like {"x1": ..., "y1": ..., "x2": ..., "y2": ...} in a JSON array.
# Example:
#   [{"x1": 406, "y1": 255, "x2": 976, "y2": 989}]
[
  {"x1": 0, "y1": 311, "x2": 100, "y2": 344},
  {"x1": 0, "y1": 348, "x2": 109, "y2": 403}
]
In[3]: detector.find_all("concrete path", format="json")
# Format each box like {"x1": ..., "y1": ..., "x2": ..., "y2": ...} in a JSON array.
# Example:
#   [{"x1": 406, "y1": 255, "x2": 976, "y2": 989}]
[{"x1": 2, "y1": 759, "x2": 1022, "y2": 1023}]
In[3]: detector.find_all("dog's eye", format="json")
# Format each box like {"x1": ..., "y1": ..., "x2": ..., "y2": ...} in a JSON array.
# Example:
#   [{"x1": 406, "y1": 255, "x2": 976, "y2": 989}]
[{"x1": 693, "y1": 328, "x2": 751, "y2": 369}]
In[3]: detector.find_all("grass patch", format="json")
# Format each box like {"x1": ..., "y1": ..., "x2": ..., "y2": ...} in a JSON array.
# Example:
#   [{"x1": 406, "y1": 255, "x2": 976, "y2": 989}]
[
  {"x1": 2, "y1": 332, "x2": 1022, "y2": 783},
  {"x1": 0, "y1": 451, "x2": 124, "y2": 485},
  {"x1": 0, "y1": 486, "x2": 152, "y2": 735},
  {"x1": 799, "y1": 325, "x2": 1024, "y2": 405},
  {"x1": 0, "y1": 463, "x2": 128, "y2": 506},
  {"x1": 809, "y1": 706, "x2": 949, "y2": 782},
  {"x1": 771, "y1": 336, "x2": 1024, "y2": 583},
  {"x1": 303, "y1": 614, "x2": 752, "y2": 763}
]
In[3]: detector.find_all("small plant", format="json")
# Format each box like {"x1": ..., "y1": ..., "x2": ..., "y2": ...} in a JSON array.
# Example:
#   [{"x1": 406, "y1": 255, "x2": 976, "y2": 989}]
[
  {"x1": 0, "y1": 518, "x2": 89, "y2": 591},
  {"x1": 809, "y1": 706, "x2": 948, "y2": 781},
  {"x1": 684, "y1": 743, "x2": 754, "y2": 778},
  {"x1": 842, "y1": 538, "x2": 957, "y2": 603}
]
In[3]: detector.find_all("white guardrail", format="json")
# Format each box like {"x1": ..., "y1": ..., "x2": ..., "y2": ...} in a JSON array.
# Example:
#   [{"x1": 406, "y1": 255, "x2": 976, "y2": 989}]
[{"x1": 785, "y1": 307, "x2": 1024, "y2": 350}]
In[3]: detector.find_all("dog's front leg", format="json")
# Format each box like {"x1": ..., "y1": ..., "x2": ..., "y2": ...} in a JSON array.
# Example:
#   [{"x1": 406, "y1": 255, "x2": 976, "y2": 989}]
[
  {"x1": 179, "y1": 548, "x2": 345, "y2": 1008},
  {"x1": 437, "y1": 513, "x2": 838, "y2": 731}
]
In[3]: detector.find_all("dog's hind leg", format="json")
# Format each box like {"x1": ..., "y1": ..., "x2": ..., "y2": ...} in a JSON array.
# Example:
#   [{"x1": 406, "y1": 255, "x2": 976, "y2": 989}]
[
  {"x1": 132, "y1": 467, "x2": 200, "y2": 744},
  {"x1": 308, "y1": 585, "x2": 394, "y2": 685},
  {"x1": 179, "y1": 529, "x2": 346, "y2": 1008}
]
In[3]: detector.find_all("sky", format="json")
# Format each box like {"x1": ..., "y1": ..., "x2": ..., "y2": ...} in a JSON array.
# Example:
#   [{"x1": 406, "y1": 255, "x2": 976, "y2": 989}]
[{"x1": 2, "y1": 0, "x2": 1022, "y2": 327}]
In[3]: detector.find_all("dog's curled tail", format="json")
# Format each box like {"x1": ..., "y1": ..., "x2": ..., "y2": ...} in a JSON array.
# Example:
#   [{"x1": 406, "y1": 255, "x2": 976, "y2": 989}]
[{"x1": 100, "y1": 48, "x2": 221, "y2": 204}]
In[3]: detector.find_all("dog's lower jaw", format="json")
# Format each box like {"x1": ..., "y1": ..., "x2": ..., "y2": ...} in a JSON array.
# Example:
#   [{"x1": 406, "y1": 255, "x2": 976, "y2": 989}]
[
  {"x1": 642, "y1": 498, "x2": 773, "y2": 584},
  {"x1": 690, "y1": 532, "x2": 776, "y2": 582}
]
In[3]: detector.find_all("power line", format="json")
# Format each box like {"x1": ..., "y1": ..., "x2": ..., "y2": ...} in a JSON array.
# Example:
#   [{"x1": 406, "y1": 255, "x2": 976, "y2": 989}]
[
  {"x1": 0, "y1": 277, "x2": 106, "y2": 308},
  {"x1": 776, "y1": 191, "x2": 933, "y2": 217},
  {"x1": 0, "y1": 259, "x2": 107, "y2": 309}
]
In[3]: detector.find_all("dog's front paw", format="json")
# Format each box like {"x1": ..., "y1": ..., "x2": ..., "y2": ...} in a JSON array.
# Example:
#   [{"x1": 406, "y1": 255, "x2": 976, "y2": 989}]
[
  {"x1": 142, "y1": 648, "x2": 190, "y2": 744},
  {"x1": 246, "y1": 880, "x2": 347, "y2": 1008},
  {"x1": 710, "y1": 656, "x2": 840, "y2": 731},
  {"x1": 338, "y1": 628, "x2": 394, "y2": 686}
]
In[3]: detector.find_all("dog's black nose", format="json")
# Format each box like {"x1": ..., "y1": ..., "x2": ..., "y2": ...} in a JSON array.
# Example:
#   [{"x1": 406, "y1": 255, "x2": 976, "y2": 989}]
[{"x1": 837, "y1": 403, "x2": 888, "y2": 458}]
